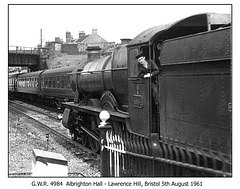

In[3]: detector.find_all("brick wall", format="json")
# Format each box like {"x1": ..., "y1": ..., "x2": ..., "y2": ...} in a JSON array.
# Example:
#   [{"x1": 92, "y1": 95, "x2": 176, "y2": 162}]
[{"x1": 62, "y1": 44, "x2": 79, "y2": 55}]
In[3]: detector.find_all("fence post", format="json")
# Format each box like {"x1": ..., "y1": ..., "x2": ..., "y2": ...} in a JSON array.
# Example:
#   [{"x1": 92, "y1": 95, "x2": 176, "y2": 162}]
[
  {"x1": 150, "y1": 133, "x2": 161, "y2": 176},
  {"x1": 98, "y1": 110, "x2": 112, "y2": 177}
]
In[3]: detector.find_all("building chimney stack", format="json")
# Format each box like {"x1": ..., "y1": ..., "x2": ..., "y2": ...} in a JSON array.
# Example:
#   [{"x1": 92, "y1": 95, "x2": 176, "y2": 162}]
[
  {"x1": 55, "y1": 37, "x2": 61, "y2": 43},
  {"x1": 79, "y1": 31, "x2": 85, "y2": 38},
  {"x1": 66, "y1": 31, "x2": 71, "y2": 43},
  {"x1": 92, "y1": 28, "x2": 98, "y2": 34}
]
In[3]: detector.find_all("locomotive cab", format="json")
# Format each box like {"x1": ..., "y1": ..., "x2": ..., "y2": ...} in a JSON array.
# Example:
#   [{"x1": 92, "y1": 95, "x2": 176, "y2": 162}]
[{"x1": 127, "y1": 45, "x2": 157, "y2": 136}]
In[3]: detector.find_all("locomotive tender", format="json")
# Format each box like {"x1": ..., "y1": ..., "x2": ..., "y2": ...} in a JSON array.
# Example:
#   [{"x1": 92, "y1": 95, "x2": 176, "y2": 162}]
[{"x1": 9, "y1": 13, "x2": 231, "y2": 176}]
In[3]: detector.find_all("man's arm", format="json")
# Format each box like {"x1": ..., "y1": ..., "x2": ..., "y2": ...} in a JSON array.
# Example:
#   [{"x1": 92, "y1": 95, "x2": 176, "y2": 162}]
[{"x1": 150, "y1": 60, "x2": 159, "y2": 77}]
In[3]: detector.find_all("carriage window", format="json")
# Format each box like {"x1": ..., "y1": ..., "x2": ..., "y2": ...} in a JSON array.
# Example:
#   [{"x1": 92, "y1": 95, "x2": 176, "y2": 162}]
[
  {"x1": 66, "y1": 75, "x2": 70, "y2": 88},
  {"x1": 57, "y1": 76, "x2": 60, "y2": 88},
  {"x1": 36, "y1": 78, "x2": 38, "y2": 87},
  {"x1": 52, "y1": 77, "x2": 56, "y2": 88},
  {"x1": 64, "y1": 76, "x2": 67, "y2": 88},
  {"x1": 61, "y1": 76, "x2": 65, "y2": 88},
  {"x1": 48, "y1": 80, "x2": 51, "y2": 87},
  {"x1": 44, "y1": 78, "x2": 47, "y2": 87},
  {"x1": 50, "y1": 77, "x2": 53, "y2": 87}
]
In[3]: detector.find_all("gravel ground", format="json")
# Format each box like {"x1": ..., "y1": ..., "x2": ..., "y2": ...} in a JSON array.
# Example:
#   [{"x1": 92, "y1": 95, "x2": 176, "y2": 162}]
[{"x1": 8, "y1": 110, "x2": 100, "y2": 177}]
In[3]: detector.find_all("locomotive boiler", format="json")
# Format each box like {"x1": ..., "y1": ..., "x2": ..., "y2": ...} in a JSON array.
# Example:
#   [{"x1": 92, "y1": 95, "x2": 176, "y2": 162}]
[
  {"x1": 70, "y1": 44, "x2": 128, "y2": 111},
  {"x1": 62, "y1": 44, "x2": 130, "y2": 152}
]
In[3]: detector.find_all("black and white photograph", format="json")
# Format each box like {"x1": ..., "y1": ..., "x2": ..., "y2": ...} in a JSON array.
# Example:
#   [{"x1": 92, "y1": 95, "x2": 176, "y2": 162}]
[{"x1": 3, "y1": 2, "x2": 239, "y2": 189}]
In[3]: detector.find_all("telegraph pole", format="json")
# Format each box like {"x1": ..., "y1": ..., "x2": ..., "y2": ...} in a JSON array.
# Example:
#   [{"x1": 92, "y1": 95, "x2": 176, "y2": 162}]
[{"x1": 40, "y1": 29, "x2": 43, "y2": 48}]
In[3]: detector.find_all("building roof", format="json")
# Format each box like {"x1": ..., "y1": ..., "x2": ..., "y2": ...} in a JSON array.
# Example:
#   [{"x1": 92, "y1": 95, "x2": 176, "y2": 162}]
[
  {"x1": 65, "y1": 29, "x2": 110, "y2": 45},
  {"x1": 74, "y1": 35, "x2": 90, "y2": 43}
]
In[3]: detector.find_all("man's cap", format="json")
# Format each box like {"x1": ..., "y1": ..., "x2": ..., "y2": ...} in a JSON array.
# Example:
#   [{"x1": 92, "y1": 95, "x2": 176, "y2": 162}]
[{"x1": 135, "y1": 52, "x2": 144, "y2": 59}]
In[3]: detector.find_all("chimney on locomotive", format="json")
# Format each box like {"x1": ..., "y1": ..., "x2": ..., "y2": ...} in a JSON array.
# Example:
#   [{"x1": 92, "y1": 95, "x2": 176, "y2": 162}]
[
  {"x1": 120, "y1": 38, "x2": 132, "y2": 45},
  {"x1": 86, "y1": 45, "x2": 101, "y2": 61}
]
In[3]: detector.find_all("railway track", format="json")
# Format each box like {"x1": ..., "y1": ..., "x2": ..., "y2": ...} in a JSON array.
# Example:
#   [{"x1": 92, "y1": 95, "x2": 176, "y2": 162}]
[
  {"x1": 9, "y1": 100, "x2": 99, "y2": 156},
  {"x1": 8, "y1": 172, "x2": 86, "y2": 177},
  {"x1": 9, "y1": 99, "x2": 61, "y2": 120},
  {"x1": 9, "y1": 100, "x2": 100, "y2": 177}
]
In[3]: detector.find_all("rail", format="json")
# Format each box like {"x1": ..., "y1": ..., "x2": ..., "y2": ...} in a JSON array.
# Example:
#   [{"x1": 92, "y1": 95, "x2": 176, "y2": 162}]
[{"x1": 9, "y1": 101, "x2": 99, "y2": 156}]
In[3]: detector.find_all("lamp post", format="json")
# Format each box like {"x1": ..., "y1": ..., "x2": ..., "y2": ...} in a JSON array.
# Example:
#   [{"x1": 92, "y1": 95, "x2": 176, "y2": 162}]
[{"x1": 98, "y1": 110, "x2": 112, "y2": 176}]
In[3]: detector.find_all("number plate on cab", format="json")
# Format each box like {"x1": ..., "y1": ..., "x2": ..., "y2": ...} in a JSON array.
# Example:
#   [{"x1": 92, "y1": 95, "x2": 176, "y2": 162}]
[{"x1": 133, "y1": 94, "x2": 143, "y2": 108}]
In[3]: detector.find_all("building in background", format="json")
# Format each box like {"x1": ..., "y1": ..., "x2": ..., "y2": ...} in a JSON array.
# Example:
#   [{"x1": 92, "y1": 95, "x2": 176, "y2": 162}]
[
  {"x1": 45, "y1": 37, "x2": 63, "y2": 56},
  {"x1": 62, "y1": 29, "x2": 115, "y2": 55}
]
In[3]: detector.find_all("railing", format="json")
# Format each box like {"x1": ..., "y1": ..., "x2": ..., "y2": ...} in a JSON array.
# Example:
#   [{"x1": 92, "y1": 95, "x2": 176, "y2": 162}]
[
  {"x1": 98, "y1": 117, "x2": 231, "y2": 177},
  {"x1": 9, "y1": 46, "x2": 39, "y2": 54}
]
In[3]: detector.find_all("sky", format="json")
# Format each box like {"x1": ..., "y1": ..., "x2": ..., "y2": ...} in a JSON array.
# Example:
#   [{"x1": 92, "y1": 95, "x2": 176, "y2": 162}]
[{"x1": 8, "y1": 4, "x2": 232, "y2": 48}]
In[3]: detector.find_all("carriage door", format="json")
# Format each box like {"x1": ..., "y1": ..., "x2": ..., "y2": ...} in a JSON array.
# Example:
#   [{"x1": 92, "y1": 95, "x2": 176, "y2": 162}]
[{"x1": 128, "y1": 48, "x2": 151, "y2": 136}]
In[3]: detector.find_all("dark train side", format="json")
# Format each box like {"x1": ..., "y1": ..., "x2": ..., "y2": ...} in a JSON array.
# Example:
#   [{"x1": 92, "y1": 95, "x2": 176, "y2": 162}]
[
  {"x1": 62, "y1": 13, "x2": 232, "y2": 176},
  {"x1": 8, "y1": 13, "x2": 232, "y2": 177}
]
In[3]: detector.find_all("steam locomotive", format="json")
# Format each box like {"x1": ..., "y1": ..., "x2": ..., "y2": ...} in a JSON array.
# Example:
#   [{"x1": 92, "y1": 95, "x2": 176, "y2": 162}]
[{"x1": 9, "y1": 13, "x2": 232, "y2": 176}]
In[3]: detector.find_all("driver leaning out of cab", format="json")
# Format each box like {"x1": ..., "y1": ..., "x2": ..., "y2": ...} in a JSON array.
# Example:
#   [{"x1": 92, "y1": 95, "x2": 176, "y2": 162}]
[
  {"x1": 135, "y1": 52, "x2": 160, "y2": 105},
  {"x1": 135, "y1": 52, "x2": 159, "y2": 79}
]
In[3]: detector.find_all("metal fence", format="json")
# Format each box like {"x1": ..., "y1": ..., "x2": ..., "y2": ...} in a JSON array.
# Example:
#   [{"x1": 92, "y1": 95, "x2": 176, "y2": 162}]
[
  {"x1": 9, "y1": 46, "x2": 39, "y2": 54},
  {"x1": 99, "y1": 123, "x2": 231, "y2": 177}
]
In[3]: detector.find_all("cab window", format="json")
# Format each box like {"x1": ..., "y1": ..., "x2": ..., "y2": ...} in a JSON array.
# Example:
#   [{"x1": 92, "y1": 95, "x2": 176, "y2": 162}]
[
  {"x1": 129, "y1": 46, "x2": 150, "y2": 78},
  {"x1": 129, "y1": 48, "x2": 139, "y2": 78}
]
